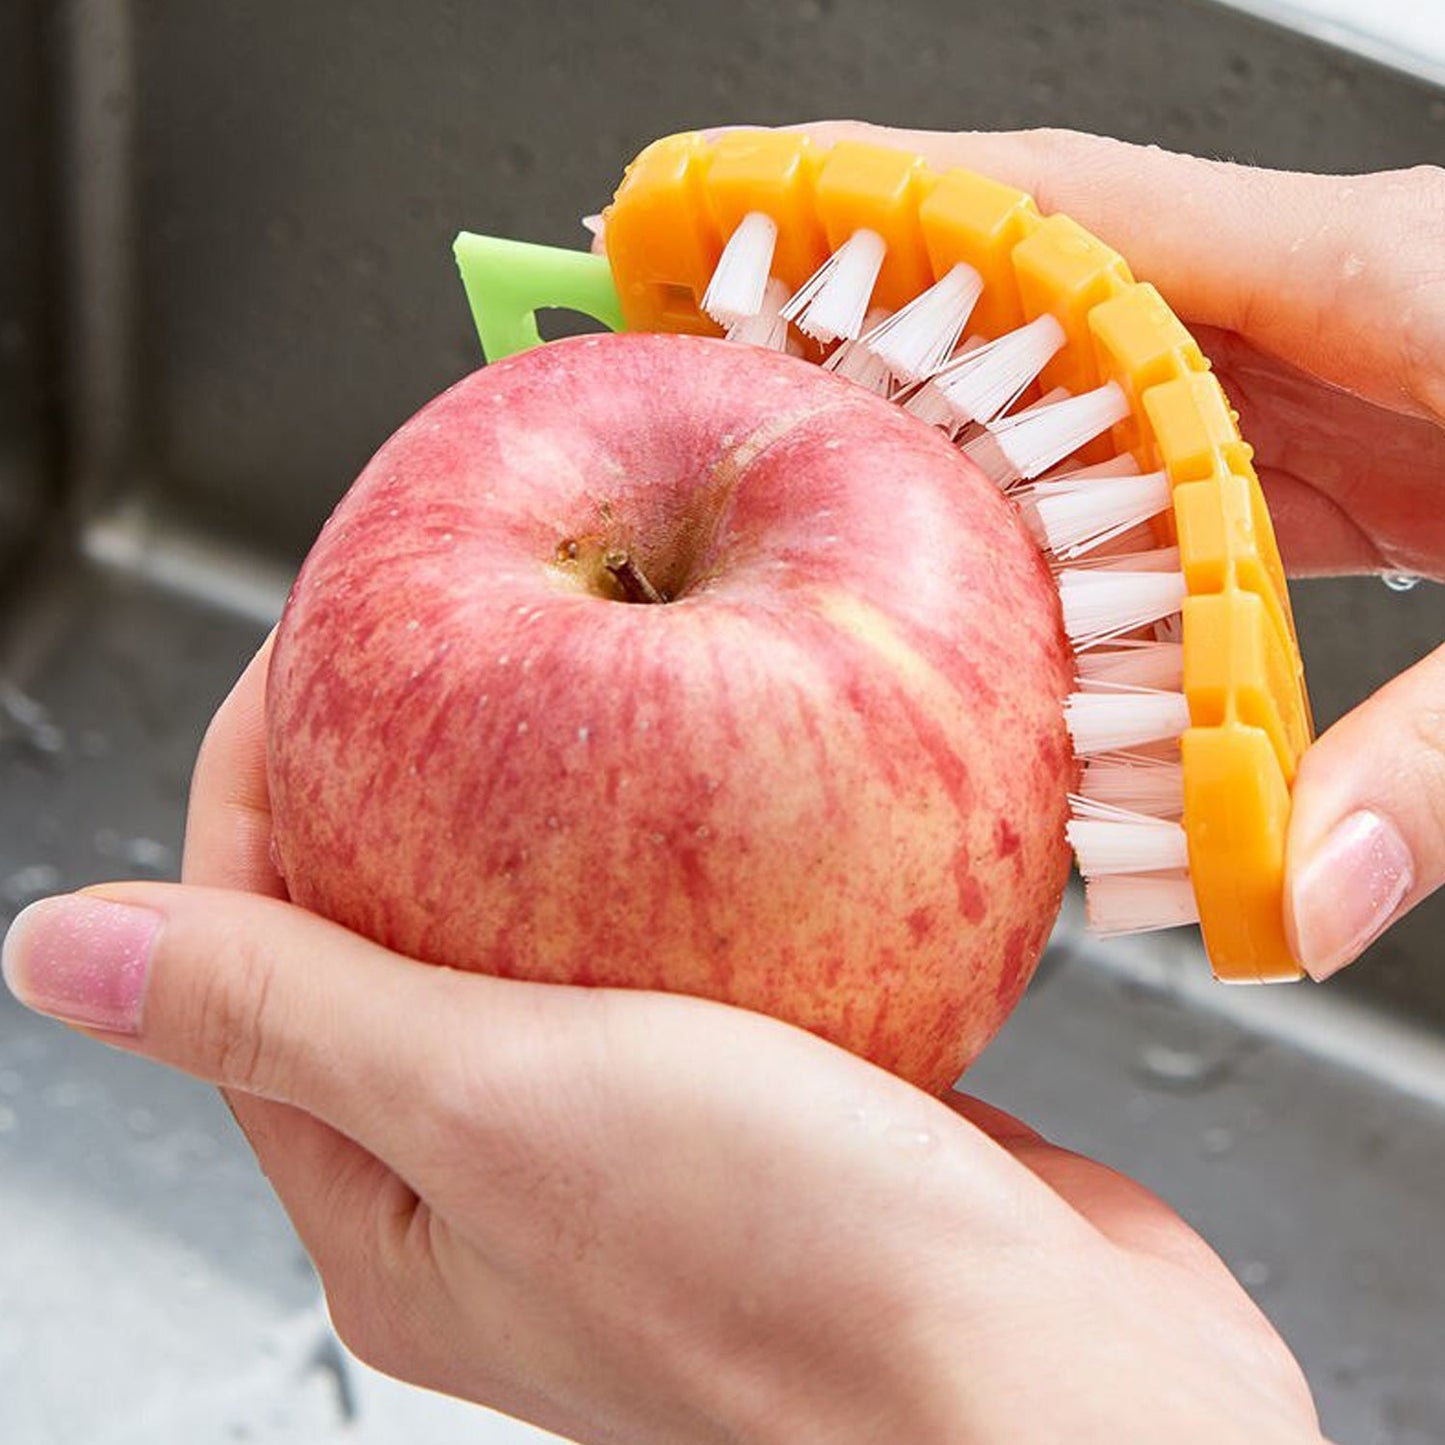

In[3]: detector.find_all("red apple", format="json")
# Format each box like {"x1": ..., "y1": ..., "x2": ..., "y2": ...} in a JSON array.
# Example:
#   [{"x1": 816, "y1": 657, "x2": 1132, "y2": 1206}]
[{"x1": 266, "y1": 332, "x2": 1074, "y2": 1094}]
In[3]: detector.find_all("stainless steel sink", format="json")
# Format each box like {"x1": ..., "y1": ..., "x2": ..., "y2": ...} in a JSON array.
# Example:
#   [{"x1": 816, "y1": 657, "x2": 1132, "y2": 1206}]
[{"x1": 3, "y1": 2, "x2": 1442, "y2": 1441}]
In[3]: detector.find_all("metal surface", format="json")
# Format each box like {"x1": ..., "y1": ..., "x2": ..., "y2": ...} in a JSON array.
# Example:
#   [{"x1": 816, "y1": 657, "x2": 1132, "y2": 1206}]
[
  {"x1": 0, "y1": 0, "x2": 52, "y2": 576},
  {"x1": 2, "y1": 0, "x2": 1444, "y2": 1441},
  {"x1": 1212, "y1": 0, "x2": 1445, "y2": 89}
]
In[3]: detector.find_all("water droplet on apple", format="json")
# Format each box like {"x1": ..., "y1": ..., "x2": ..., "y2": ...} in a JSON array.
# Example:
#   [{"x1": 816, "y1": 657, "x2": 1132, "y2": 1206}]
[
  {"x1": 516, "y1": 720, "x2": 529, "y2": 735},
  {"x1": 546, "y1": 815, "x2": 559, "y2": 829},
  {"x1": 405, "y1": 619, "x2": 420, "y2": 631},
  {"x1": 577, "y1": 726, "x2": 590, "y2": 743}
]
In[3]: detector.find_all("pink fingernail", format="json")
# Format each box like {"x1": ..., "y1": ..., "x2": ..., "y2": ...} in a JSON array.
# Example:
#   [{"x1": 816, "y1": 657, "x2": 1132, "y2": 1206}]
[
  {"x1": 1289, "y1": 811, "x2": 1414, "y2": 981},
  {"x1": 1, "y1": 895, "x2": 161, "y2": 1033}
]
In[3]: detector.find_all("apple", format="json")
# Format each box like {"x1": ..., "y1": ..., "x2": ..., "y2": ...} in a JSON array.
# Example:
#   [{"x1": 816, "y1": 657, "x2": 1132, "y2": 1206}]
[{"x1": 266, "y1": 331, "x2": 1074, "y2": 1094}]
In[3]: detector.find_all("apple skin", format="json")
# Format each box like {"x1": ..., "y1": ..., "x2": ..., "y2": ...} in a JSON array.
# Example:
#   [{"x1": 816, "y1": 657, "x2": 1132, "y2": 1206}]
[{"x1": 266, "y1": 331, "x2": 1075, "y2": 1094}]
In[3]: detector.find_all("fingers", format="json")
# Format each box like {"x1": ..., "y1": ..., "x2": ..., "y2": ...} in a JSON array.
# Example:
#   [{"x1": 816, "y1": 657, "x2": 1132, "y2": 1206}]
[
  {"x1": 949, "y1": 1090, "x2": 1232, "y2": 1276},
  {"x1": 942, "y1": 1091, "x2": 1046, "y2": 1144},
  {"x1": 183, "y1": 633, "x2": 286, "y2": 897},
  {"x1": 0, "y1": 881, "x2": 474, "y2": 1179},
  {"x1": 780, "y1": 122, "x2": 1445, "y2": 424},
  {"x1": 1286, "y1": 640, "x2": 1445, "y2": 979}
]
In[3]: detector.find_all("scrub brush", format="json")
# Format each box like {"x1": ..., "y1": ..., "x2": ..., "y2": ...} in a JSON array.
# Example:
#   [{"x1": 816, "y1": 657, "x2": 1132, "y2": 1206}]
[{"x1": 453, "y1": 129, "x2": 1314, "y2": 984}]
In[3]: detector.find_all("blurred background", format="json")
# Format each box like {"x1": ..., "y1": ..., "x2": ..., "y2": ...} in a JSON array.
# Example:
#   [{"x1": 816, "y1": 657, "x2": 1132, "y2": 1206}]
[{"x1": 1, "y1": 1, "x2": 1441, "y2": 1441}]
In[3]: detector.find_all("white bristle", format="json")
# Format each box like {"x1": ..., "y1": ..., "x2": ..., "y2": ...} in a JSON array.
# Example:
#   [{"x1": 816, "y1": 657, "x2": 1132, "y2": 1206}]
[
  {"x1": 1066, "y1": 797, "x2": 1190, "y2": 875},
  {"x1": 1023, "y1": 469, "x2": 1172, "y2": 559},
  {"x1": 1080, "y1": 754, "x2": 1185, "y2": 817},
  {"x1": 703, "y1": 211, "x2": 779, "y2": 327},
  {"x1": 862, "y1": 263, "x2": 983, "y2": 382},
  {"x1": 823, "y1": 306, "x2": 894, "y2": 394},
  {"x1": 780, "y1": 229, "x2": 887, "y2": 343},
  {"x1": 1014, "y1": 384, "x2": 1072, "y2": 416},
  {"x1": 1041, "y1": 453, "x2": 1142, "y2": 482},
  {"x1": 824, "y1": 341, "x2": 893, "y2": 393},
  {"x1": 1156, "y1": 612, "x2": 1184, "y2": 644},
  {"x1": 1058, "y1": 564, "x2": 1187, "y2": 648},
  {"x1": 1084, "y1": 873, "x2": 1200, "y2": 935},
  {"x1": 1075, "y1": 640, "x2": 1185, "y2": 690},
  {"x1": 725, "y1": 277, "x2": 791, "y2": 352},
  {"x1": 915, "y1": 314, "x2": 1066, "y2": 430},
  {"x1": 1064, "y1": 685, "x2": 1192, "y2": 754},
  {"x1": 966, "y1": 380, "x2": 1131, "y2": 488},
  {"x1": 902, "y1": 379, "x2": 957, "y2": 429},
  {"x1": 1071, "y1": 545, "x2": 1182, "y2": 574}
]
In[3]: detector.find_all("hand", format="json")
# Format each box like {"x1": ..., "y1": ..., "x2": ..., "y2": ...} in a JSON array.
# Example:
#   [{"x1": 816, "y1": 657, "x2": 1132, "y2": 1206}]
[
  {"x1": 2, "y1": 639, "x2": 1324, "y2": 1445},
  {"x1": 781, "y1": 121, "x2": 1444, "y2": 983}
]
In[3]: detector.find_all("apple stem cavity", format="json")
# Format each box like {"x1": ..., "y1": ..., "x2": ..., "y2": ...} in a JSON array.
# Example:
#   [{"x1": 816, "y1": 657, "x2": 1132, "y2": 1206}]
[{"x1": 603, "y1": 549, "x2": 668, "y2": 605}]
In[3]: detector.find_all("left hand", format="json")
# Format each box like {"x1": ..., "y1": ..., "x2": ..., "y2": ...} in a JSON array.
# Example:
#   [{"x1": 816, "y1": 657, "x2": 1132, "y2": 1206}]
[{"x1": 2, "y1": 647, "x2": 1325, "y2": 1444}]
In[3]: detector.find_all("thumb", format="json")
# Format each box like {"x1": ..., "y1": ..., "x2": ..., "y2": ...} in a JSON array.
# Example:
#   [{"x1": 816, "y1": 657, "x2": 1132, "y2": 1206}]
[
  {"x1": 1285, "y1": 640, "x2": 1445, "y2": 979},
  {"x1": 0, "y1": 882, "x2": 481, "y2": 1173}
]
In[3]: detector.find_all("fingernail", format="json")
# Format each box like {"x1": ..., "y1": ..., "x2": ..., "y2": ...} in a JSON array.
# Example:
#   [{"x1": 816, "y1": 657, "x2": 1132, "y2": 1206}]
[
  {"x1": 1290, "y1": 811, "x2": 1414, "y2": 981},
  {"x1": 2, "y1": 895, "x2": 161, "y2": 1033}
]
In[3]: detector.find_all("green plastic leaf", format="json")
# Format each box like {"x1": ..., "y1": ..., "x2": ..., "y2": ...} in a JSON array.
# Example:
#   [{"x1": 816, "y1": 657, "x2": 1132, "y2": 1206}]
[{"x1": 454, "y1": 233, "x2": 625, "y2": 362}]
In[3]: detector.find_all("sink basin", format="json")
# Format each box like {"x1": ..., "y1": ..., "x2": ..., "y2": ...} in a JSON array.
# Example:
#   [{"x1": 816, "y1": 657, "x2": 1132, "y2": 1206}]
[{"x1": 2, "y1": 0, "x2": 1441, "y2": 1439}]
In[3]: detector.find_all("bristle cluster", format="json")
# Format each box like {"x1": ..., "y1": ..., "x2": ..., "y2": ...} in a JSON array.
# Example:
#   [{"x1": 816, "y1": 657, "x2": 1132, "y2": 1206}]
[
  {"x1": 905, "y1": 315, "x2": 1066, "y2": 433},
  {"x1": 702, "y1": 211, "x2": 779, "y2": 328},
  {"x1": 1020, "y1": 468, "x2": 1170, "y2": 559},
  {"x1": 725, "y1": 277, "x2": 791, "y2": 352},
  {"x1": 780, "y1": 229, "x2": 887, "y2": 343},
  {"x1": 704, "y1": 215, "x2": 1199, "y2": 938},
  {"x1": 863, "y1": 263, "x2": 983, "y2": 382}
]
